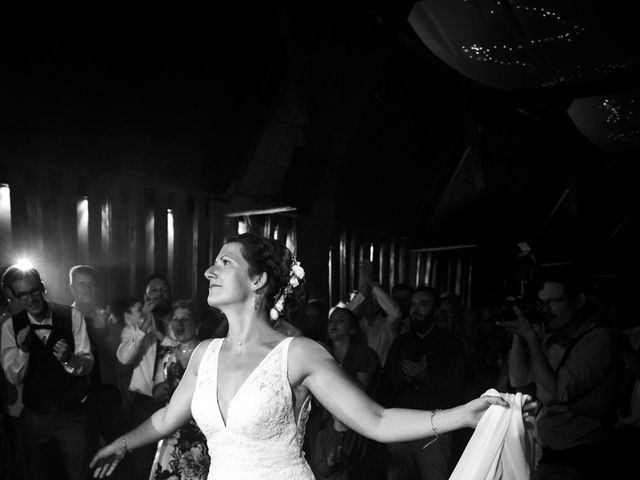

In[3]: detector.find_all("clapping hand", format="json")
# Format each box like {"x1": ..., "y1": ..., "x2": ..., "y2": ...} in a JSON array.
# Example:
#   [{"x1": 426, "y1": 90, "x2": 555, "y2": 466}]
[
  {"x1": 358, "y1": 260, "x2": 375, "y2": 296},
  {"x1": 326, "y1": 445, "x2": 342, "y2": 467},
  {"x1": 141, "y1": 299, "x2": 157, "y2": 331},
  {"x1": 53, "y1": 338, "x2": 71, "y2": 363},
  {"x1": 402, "y1": 356, "x2": 428, "y2": 381},
  {"x1": 141, "y1": 300, "x2": 164, "y2": 341},
  {"x1": 101, "y1": 305, "x2": 117, "y2": 327},
  {"x1": 16, "y1": 325, "x2": 33, "y2": 352}
]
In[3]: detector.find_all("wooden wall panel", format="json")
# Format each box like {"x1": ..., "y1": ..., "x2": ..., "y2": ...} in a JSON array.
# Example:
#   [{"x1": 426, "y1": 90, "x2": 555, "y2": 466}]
[
  {"x1": 107, "y1": 181, "x2": 130, "y2": 304},
  {"x1": 129, "y1": 185, "x2": 147, "y2": 297},
  {"x1": 87, "y1": 177, "x2": 105, "y2": 275},
  {"x1": 25, "y1": 170, "x2": 44, "y2": 261},
  {"x1": 0, "y1": 164, "x2": 239, "y2": 315},
  {"x1": 58, "y1": 174, "x2": 79, "y2": 281},
  {"x1": 172, "y1": 192, "x2": 191, "y2": 300},
  {"x1": 38, "y1": 168, "x2": 66, "y2": 302},
  {"x1": 153, "y1": 190, "x2": 169, "y2": 278},
  {"x1": 6, "y1": 166, "x2": 29, "y2": 265},
  {"x1": 195, "y1": 198, "x2": 210, "y2": 302},
  {"x1": 1, "y1": 162, "x2": 480, "y2": 326}
]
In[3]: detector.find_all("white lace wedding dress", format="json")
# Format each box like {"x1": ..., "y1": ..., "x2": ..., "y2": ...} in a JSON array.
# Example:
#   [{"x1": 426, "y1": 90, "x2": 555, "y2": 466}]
[{"x1": 192, "y1": 337, "x2": 314, "y2": 480}]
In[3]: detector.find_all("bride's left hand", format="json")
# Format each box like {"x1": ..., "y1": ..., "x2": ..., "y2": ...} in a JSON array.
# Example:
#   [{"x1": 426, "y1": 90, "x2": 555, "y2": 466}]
[{"x1": 464, "y1": 394, "x2": 539, "y2": 428}]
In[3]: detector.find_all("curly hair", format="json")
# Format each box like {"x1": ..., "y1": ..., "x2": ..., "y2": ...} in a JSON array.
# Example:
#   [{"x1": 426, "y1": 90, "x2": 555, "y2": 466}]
[
  {"x1": 171, "y1": 299, "x2": 202, "y2": 321},
  {"x1": 225, "y1": 233, "x2": 306, "y2": 317}
]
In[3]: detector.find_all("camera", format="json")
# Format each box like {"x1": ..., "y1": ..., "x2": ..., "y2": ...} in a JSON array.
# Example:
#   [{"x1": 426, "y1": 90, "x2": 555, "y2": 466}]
[{"x1": 494, "y1": 294, "x2": 543, "y2": 323}]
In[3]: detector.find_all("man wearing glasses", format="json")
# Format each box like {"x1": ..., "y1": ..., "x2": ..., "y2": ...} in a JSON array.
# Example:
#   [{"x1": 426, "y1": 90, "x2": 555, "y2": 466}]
[{"x1": 0, "y1": 264, "x2": 94, "y2": 480}]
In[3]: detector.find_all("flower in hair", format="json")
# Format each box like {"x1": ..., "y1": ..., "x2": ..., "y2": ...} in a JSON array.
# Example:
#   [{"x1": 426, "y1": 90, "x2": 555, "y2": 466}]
[
  {"x1": 269, "y1": 259, "x2": 305, "y2": 321},
  {"x1": 291, "y1": 262, "x2": 305, "y2": 280}
]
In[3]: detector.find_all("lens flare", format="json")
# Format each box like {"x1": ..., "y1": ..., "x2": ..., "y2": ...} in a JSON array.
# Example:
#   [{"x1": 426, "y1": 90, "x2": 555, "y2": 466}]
[{"x1": 14, "y1": 258, "x2": 35, "y2": 271}]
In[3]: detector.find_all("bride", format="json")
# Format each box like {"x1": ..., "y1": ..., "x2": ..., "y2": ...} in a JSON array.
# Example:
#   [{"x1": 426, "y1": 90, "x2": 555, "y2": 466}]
[{"x1": 90, "y1": 232, "x2": 535, "y2": 479}]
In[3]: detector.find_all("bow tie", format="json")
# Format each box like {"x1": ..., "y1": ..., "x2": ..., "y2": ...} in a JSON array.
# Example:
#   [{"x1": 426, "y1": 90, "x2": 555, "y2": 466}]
[{"x1": 30, "y1": 324, "x2": 54, "y2": 331}]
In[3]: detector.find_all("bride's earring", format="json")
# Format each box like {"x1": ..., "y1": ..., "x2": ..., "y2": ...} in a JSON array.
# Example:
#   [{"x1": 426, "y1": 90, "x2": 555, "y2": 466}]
[{"x1": 252, "y1": 292, "x2": 258, "y2": 311}]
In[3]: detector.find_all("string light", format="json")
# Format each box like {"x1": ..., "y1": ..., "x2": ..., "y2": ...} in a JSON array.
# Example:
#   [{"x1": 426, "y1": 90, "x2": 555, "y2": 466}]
[
  {"x1": 461, "y1": 3, "x2": 585, "y2": 72},
  {"x1": 600, "y1": 98, "x2": 636, "y2": 125}
]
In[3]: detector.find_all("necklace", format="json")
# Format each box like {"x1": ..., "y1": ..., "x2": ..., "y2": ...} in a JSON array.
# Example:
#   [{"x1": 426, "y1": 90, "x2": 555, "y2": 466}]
[
  {"x1": 178, "y1": 341, "x2": 198, "y2": 355},
  {"x1": 224, "y1": 336, "x2": 243, "y2": 346}
]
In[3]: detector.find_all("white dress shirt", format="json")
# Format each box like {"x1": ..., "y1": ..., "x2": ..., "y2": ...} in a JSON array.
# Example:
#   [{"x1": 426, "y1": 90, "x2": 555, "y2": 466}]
[{"x1": 0, "y1": 304, "x2": 94, "y2": 386}]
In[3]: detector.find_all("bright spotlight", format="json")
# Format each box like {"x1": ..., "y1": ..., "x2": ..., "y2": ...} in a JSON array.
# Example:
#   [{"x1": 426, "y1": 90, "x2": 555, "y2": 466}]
[{"x1": 15, "y1": 258, "x2": 35, "y2": 271}]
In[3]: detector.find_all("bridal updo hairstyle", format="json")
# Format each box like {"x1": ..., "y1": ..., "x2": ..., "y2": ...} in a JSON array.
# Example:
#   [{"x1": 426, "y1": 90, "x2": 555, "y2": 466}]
[{"x1": 226, "y1": 233, "x2": 306, "y2": 317}]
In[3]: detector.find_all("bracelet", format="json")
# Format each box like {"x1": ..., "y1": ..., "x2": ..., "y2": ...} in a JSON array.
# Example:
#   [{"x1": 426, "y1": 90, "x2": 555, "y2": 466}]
[
  {"x1": 422, "y1": 409, "x2": 441, "y2": 449},
  {"x1": 122, "y1": 435, "x2": 132, "y2": 455}
]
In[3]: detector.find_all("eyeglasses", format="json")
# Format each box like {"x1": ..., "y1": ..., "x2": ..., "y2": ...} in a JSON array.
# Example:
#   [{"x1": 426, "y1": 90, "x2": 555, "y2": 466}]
[{"x1": 12, "y1": 287, "x2": 43, "y2": 301}]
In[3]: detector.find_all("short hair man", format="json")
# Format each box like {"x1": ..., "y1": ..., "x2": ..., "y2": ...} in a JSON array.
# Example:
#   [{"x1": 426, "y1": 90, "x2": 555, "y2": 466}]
[
  {"x1": 500, "y1": 266, "x2": 626, "y2": 480},
  {"x1": 68, "y1": 264, "x2": 131, "y2": 478},
  {"x1": 0, "y1": 265, "x2": 94, "y2": 480}
]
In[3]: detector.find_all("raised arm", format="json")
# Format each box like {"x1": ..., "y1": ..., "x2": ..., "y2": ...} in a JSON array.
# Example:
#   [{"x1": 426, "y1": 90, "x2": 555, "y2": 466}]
[
  {"x1": 90, "y1": 339, "x2": 211, "y2": 478},
  {"x1": 116, "y1": 324, "x2": 147, "y2": 365},
  {"x1": 498, "y1": 306, "x2": 557, "y2": 405},
  {"x1": 292, "y1": 337, "x2": 509, "y2": 444},
  {"x1": 506, "y1": 333, "x2": 532, "y2": 388}
]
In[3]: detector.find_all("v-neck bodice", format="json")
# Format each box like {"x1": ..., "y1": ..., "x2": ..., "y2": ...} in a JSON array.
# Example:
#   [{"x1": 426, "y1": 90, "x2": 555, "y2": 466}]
[
  {"x1": 191, "y1": 337, "x2": 314, "y2": 480},
  {"x1": 215, "y1": 337, "x2": 290, "y2": 427}
]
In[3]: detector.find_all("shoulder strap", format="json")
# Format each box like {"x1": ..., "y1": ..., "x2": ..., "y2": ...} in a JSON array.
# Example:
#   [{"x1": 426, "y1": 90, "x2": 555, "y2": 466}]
[
  {"x1": 556, "y1": 326, "x2": 606, "y2": 371},
  {"x1": 555, "y1": 326, "x2": 624, "y2": 407}
]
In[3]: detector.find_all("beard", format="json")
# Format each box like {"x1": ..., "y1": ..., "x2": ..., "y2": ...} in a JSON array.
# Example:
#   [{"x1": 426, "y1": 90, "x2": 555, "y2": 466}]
[{"x1": 410, "y1": 311, "x2": 434, "y2": 334}]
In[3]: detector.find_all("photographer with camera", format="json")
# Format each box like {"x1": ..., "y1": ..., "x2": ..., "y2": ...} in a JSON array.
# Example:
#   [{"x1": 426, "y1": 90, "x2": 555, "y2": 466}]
[{"x1": 497, "y1": 266, "x2": 625, "y2": 480}]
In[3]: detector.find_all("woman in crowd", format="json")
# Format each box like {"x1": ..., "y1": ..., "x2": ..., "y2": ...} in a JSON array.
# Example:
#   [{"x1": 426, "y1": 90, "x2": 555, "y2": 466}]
[
  {"x1": 326, "y1": 306, "x2": 380, "y2": 394},
  {"x1": 90, "y1": 232, "x2": 535, "y2": 480},
  {"x1": 149, "y1": 299, "x2": 209, "y2": 480}
]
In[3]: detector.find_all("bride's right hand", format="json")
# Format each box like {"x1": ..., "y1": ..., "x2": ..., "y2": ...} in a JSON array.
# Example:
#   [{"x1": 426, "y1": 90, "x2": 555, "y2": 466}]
[{"x1": 89, "y1": 439, "x2": 127, "y2": 478}]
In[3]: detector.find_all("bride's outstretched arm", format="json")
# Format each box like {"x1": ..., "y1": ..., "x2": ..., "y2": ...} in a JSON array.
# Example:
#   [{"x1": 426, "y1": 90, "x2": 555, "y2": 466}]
[
  {"x1": 90, "y1": 339, "x2": 212, "y2": 478},
  {"x1": 294, "y1": 337, "x2": 527, "y2": 444}
]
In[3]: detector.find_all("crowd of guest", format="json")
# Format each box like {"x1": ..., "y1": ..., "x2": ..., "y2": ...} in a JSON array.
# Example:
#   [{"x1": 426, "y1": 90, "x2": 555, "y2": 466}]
[
  {"x1": 0, "y1": 265, "x2": 224, "y2": 480},
  {"x1": 1, "y1": 257, "x2": 639, "y2": 480}
]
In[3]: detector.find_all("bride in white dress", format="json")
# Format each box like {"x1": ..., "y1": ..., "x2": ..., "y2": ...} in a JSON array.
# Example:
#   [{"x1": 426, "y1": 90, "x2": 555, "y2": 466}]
[{"x1": 90, "y1": 233, "x2": 535, "y2": 480}]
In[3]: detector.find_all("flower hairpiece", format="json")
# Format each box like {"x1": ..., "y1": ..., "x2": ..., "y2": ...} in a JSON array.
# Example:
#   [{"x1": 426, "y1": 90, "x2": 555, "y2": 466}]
[{"x1": 269, "y1": 259, "x2": 305, "y2": 321}]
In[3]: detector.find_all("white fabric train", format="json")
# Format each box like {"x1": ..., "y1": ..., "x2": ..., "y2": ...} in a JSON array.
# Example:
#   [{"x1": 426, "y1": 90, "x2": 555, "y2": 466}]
[{"x1": 449, "y1": 389, "x2": 529, "y2": 480}]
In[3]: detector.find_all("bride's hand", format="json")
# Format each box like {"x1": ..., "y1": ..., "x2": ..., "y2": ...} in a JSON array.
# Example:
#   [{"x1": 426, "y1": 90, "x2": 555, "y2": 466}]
[
  {"x1": 89, "y1": 439, "x2": 127, "y2": 478},
  {"x1": 463, "y1": 395, "x2": 509, "y2": 428},
  {"x1": 463, "y1": 393, "x2": 539, "y2": 428}
]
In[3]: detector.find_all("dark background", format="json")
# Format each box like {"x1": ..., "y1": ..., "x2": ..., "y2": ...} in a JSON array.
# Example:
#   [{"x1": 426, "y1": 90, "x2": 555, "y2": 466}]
[{"x1": 2, "y1": 1, "x2": 640, "y2": 285}]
